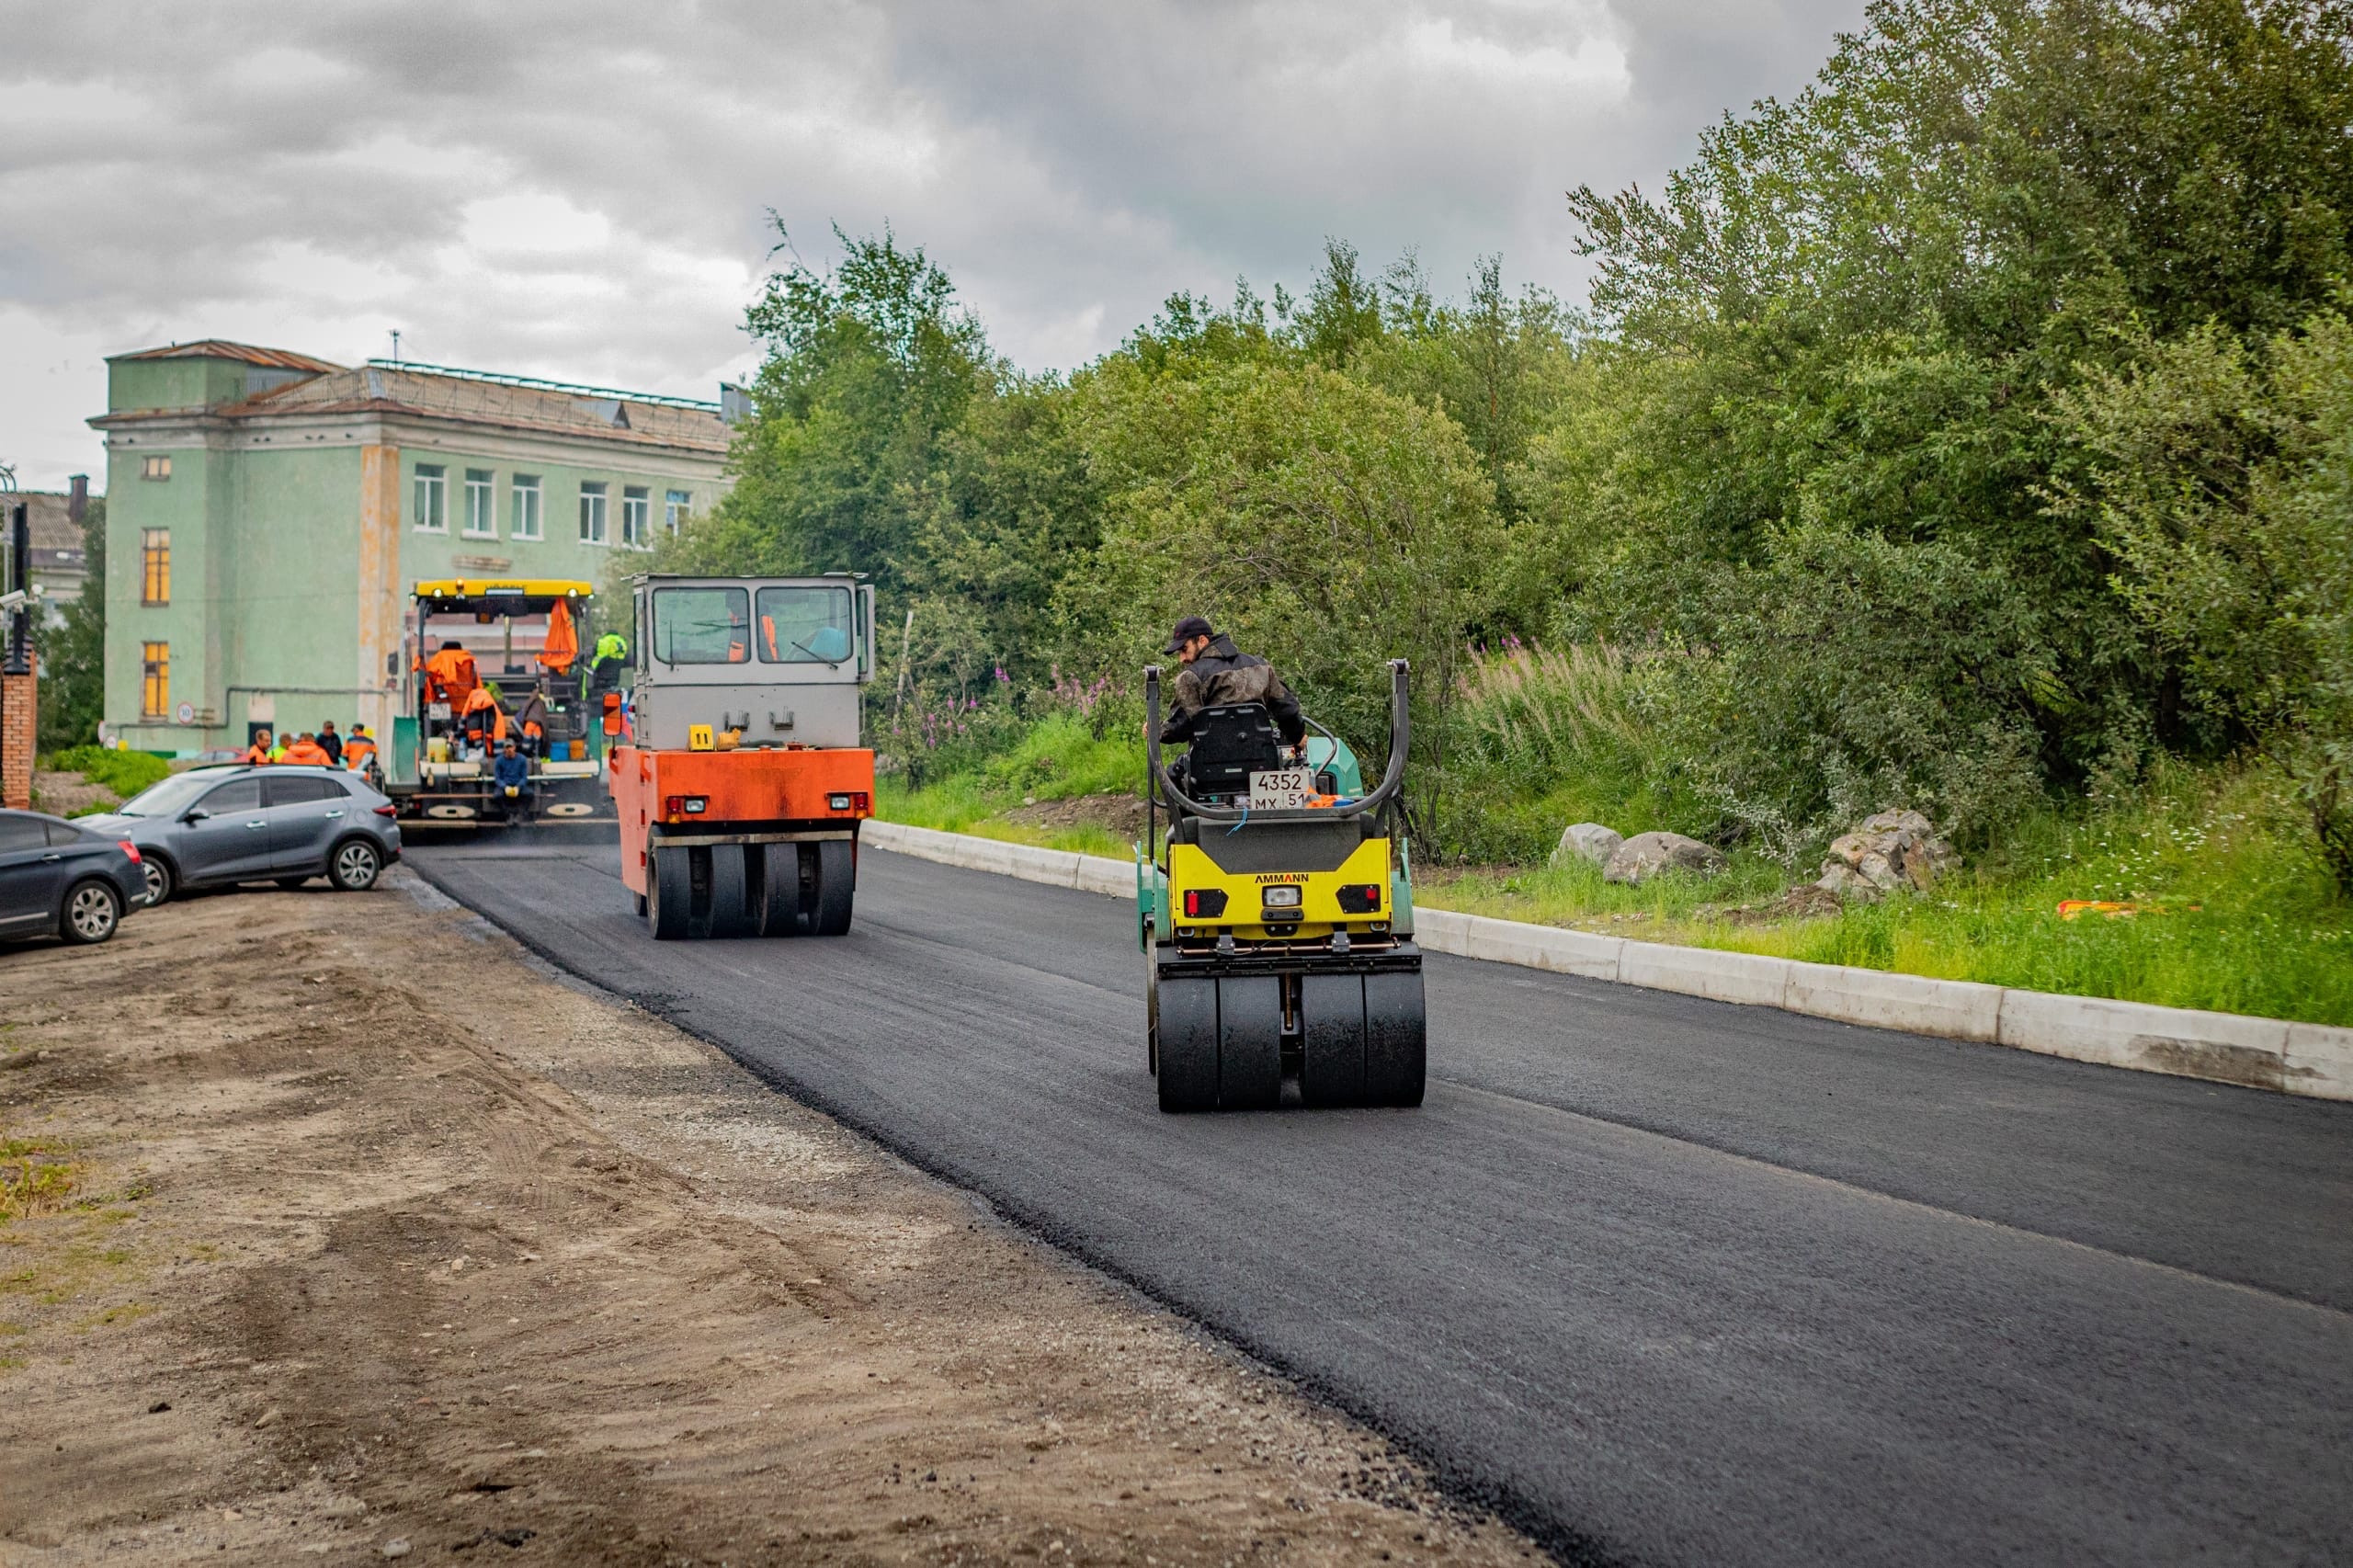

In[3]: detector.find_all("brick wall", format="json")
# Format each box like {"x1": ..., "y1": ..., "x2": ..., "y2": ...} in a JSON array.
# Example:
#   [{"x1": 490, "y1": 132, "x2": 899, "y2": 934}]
[{"x1": 2, "y1": 654, "x2": 36, "y2": 810}]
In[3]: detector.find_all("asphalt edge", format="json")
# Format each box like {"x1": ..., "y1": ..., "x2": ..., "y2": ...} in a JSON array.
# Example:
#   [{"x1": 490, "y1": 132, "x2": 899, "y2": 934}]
[{"x1": 861, "y1": 819, "x2": 2353, "y2": 1104}]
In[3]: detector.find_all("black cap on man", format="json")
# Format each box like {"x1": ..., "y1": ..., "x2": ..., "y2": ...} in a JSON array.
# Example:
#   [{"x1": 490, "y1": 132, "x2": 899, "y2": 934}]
[{"x1": 1164, "y1": 615, "x2": 1213, "y2": 654}]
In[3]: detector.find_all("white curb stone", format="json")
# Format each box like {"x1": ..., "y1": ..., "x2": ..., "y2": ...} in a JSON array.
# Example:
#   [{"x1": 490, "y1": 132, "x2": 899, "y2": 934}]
[
  {"x1": 1995, "y1": 990, "x2": 2291, "y2": 1090},
  {"x1": 1782, "y1": 960, "x2": 2005, "y2": 1042},
  {"x1": 1618, "y1": 940, "x2": 1792, "y2": 1008},
  {"x1": 2283, "y1": 1023, "x2": 2353, "y2": 1102},
  {"x1": 860, "y1": 818, "x2": 2353, "y2": 1103}
]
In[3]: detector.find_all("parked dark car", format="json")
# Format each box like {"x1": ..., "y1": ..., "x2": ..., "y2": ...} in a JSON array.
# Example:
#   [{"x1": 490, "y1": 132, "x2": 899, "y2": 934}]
[
  {"x1": 80, "y1": 765, "x2": 404, "y2": 907},
  {"x1": 0, "y1": 808, "x2": 146, "y2": 946}
]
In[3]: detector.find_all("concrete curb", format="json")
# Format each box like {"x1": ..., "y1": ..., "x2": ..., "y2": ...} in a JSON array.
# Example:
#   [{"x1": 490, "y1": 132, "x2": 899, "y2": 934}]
[{"x1": 860, "y1": 819, "x2": 2353, "y2": 1103}]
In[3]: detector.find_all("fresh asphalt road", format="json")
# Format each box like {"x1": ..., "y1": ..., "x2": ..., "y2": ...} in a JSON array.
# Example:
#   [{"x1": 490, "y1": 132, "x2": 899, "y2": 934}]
[{"x1": 410, "y1": 835, "x2": 2353, "y2": 1568}]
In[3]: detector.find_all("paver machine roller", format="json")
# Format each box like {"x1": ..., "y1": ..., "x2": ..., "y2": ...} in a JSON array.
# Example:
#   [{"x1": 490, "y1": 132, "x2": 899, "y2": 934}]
[
  {"x1": 1137, "y1": 659, "x2": 1425, "y2": 1111},
  {"x1": 610, "y1": 573, "x2": 877, "y2": 939}
]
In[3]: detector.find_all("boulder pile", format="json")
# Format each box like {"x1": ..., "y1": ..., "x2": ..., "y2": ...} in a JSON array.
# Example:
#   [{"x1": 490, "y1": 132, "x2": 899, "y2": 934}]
[{"x1": 1813, "y1": 809, "x2": 1955, "y2": 900}]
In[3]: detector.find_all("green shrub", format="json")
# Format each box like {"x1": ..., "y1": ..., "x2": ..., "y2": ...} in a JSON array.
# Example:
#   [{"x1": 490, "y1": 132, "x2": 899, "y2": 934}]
[{"x1": 39, "y1": 746, "x2": 173, "y2": 804}]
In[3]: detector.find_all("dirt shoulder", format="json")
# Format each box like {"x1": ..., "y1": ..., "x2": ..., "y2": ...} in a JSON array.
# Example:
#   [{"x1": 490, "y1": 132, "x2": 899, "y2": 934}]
[{"x1": 0, "y1": 871, "x2": 1534, "y2": 1567}]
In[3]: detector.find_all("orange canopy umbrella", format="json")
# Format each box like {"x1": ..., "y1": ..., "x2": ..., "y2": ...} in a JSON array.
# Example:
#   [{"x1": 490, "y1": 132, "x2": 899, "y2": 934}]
[{"x1": 539, "y1": 599, "x2": 579, "y2": 675}]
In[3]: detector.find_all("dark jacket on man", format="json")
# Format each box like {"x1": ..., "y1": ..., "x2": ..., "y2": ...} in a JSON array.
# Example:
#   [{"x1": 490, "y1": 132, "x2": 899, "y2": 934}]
[
  {"x1": 494, "y1": 752, "x2": 531, "y2": 790},
  {"x1": 1161, "y1": 633, "x2": 1305, "y2": 747}
]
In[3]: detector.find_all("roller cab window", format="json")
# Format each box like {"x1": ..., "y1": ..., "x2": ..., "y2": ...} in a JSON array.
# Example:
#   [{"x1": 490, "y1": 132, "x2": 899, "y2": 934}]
[
  {"x1": 755, "y1": 585, "x2": 853, "y2": 665},
  {"x1": 652, "y1": 585, "x2": 750, "y2": 665}
]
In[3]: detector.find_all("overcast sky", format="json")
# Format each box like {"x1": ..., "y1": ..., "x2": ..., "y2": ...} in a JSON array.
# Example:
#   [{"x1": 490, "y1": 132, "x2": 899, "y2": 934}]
[{"x1": 0, "y1": 0, "x2": 1866, "y2": 491}]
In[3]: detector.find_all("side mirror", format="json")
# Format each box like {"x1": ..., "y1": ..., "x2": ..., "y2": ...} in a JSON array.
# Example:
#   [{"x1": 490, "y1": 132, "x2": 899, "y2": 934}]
[{"x1": 182, "y1": 808, "x2": 210, "y2": 824}]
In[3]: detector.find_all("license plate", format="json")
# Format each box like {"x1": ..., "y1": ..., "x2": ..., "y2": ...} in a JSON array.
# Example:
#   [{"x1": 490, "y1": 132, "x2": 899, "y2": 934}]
[{"x1": 1248, "y1": 768, "x2": 1313, "y2": 811}]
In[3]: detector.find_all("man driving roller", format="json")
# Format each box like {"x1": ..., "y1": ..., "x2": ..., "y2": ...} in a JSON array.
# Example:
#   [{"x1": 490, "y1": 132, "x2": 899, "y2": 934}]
[{"x1": 1156, "y1": 614, "x2": 1305, "y2": 749}]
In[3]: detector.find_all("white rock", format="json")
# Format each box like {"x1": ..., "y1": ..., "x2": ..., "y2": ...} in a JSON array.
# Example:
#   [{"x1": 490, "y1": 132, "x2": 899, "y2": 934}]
[
  {"x1": 1552, "y1": 823, "x2": 1624, "y2": 868},
  {"x1": 1604, "y1": 831, "x2": 1728, "y2": 885}
]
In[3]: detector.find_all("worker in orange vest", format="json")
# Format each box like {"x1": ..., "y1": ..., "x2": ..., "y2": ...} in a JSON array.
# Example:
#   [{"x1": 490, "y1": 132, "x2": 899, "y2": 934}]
[
  {"x1": 245, "y1": 728, "x2": 275, "y2": 766},
  {"x1": 423, "y1": 641, "x2": 480, "y2": 707},
  {"x1": 460, "y1": 686, "x2": 506, "y2": 756},
  {"x1": 342, "y1": 724, "x2": 380, "y2": 778},
  {"x1": 281, "y1": 732, "x2": 334, "y2": 765}
]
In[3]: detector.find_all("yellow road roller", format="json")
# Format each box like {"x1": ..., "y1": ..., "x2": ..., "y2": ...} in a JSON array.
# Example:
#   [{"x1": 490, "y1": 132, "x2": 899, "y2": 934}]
[{"x1": 1136, "y1": 659, "x2": 1425, "y2": 1111}]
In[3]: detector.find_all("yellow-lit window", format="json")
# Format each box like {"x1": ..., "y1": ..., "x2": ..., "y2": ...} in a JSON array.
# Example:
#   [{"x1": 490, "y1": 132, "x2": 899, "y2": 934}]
[
  {"x1": 141, "y1": 454, "x2": 172, "y2": 481},
  {"x1": 142, "y1": 529, "x2": 170, "y2": 605},
  {"x1": 142, "y1": 642, "x2": 170, "y2": 718}
]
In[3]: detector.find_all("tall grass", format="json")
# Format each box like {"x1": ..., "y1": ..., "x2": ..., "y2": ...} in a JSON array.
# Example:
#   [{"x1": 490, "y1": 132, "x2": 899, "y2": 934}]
[{"x1": 1439, "y1": 642, "x2": 1701, "y2": 862}]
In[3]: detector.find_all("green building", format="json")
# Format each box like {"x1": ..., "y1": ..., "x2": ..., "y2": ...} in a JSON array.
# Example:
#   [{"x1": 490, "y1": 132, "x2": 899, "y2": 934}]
[{"x1": 89, "y1": 340, "x2": 734, "y2": 753}]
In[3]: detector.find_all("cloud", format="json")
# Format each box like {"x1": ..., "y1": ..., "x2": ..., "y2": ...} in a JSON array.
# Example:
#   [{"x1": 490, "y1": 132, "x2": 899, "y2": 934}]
[{"x1": 0, "y1": 0, "x2": 1866, "y2": 488}]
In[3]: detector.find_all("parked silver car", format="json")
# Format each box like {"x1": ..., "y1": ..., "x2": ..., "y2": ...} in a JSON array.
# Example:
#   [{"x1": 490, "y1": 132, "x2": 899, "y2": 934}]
[{"x1": 81, "y1": 765, "x2": 404, "y2": 907}]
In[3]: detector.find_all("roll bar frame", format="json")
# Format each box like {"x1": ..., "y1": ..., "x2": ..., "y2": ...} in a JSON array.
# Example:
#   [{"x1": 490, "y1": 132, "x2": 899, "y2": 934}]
[{"x1": 1145, "y1": 658, "x2": 1410, "y2": 827}]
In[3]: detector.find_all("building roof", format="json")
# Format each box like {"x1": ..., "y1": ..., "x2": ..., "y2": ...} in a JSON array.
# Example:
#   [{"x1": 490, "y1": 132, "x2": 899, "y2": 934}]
[
  {"x1": 111, "y1": 340, "x2": 344, "y2": 373},
  {"x1": 220, "y1": 362, "x2": 733, "y2": 454},
  {"x1": 3, "y1": 492, "x2": 88, "y2": 573}
]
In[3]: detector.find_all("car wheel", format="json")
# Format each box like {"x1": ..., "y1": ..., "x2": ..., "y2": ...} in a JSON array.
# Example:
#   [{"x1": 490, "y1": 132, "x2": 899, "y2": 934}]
[
  {"x1": 329, "y1": 838, "x2": 382, "y2": 892},
  {"x1": 62, "y1": 880, "x2": 121, "y2": 945},
  {"x1": 142, "y1": 856, "x2": 175, "y2": 908}
]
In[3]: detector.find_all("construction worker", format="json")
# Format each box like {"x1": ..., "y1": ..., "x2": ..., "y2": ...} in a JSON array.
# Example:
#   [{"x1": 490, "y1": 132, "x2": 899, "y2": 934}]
[
  {"x1": 492, "y1": 739, "x2": 533, "y2": 823},
  {"x1": 423, "y1": 640, "x2": 481, "y2": 708},
  {"x1": 281, "y1": 731, "x2": 333, "y2": 766},
  {"x1": 514, "y1": 691, "x2": 550, "y2": 759},
  {"x1": 587, "y1": 630, "x2": 629, "y2": 692},
  {"x1": 460, "y1": 685, "x2": 506, "y2": 756},
  {"x1": 1156, "y1": 615, "x2": 1305, "y2": 747},
  {"x1": 343, "y1": 724, "x2": 379, "y2": 779},
  {"x1": 317, "y1": 721, "x2": 343, "y2": 764},
  {"x1": 245, "y1": 728, "x2": 275, "y2": 766}
]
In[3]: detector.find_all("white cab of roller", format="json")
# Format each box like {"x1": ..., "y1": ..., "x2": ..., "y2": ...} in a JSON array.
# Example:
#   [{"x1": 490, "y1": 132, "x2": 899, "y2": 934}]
[{"x1": 629, "y1": 573, "x2": 876, "y2": 747}]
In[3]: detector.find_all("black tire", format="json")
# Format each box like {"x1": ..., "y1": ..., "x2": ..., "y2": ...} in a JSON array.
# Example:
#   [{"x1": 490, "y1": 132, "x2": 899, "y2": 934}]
[
  {"x1": 327, "y1": 838, "x2": 381, "y2": 892},
  {"x1": 1363, "y1": 970, "x2": 1427, "y2": 1108},
  {"x1": 1156, "y1": 974, "x2": 1219, "y2": 1112},
  {"x1": 757, "y1": 842, "x2": 801, "y2": 937},
  {"x1": 706, "y1": 844, "x2": 756, "y2": 938},
  {"x1": 648, "y1": 846, "x2": 691, "y2": 939},
  {"x1": 1216, "y1": 975, "x2": 1284, "y2": 1110},
  {"x1": 634, "y1": 891, "x2": 649, "y2": 917},
  {"x1": 141, "y1": 856, "x2": 175, "y2": 909},
  {"x1": 1301, "y1": 972, "x2": 1367, "y2": 1107},
  {"x1": 810, "y1": 837, "x2": 854, "y2": 937},
  {"x1": 60, "y1": 880, "x2": 121, "y2": 946},
  {"x1": 1145, "y1": 933, "x2": 1160, "y2": 1076}
]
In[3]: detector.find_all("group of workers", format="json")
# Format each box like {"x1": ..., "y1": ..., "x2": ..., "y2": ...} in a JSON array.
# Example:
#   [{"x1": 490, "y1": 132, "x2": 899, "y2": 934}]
[{"x1": 243, "y1": 722, "x2": 381, "y2": 779}]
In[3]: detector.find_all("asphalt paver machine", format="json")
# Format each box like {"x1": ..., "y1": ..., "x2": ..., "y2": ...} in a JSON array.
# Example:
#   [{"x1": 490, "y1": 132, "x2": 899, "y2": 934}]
[
  {"x1": 388, "y1": 578, "x2": 612, "y2": 825},
  {"x1": 610, "y1": 573, "x2": 877, "y2": 939},
  {"x1": 1137, "y1": 659, "x2": 1426, "y2": 1111}
]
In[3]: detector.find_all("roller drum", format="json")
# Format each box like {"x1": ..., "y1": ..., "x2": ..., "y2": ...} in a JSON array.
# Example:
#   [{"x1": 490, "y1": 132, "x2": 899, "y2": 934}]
[
  {"x1": 1362, "y1": 969, "x2": 1427, "y2": 1107},
  {"x1": 1300, "y1": 972, "x2": 1368, "y2": 1107},
  {"x1": 1156, "y1": 971, "x2": 1219, "y2": 1112},
  {"x1": 647, "y1": 847, "x2": 692, "y2": 940},
  {"x1": 1217, "y1": 975, "x2": 1283, "y2": 1110}
]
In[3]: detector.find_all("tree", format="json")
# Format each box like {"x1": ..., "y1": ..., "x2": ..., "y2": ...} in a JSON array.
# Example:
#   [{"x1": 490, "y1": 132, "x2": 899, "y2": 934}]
[{"x1": 36, "y1": 496, "x2": 105, "y2": 751}]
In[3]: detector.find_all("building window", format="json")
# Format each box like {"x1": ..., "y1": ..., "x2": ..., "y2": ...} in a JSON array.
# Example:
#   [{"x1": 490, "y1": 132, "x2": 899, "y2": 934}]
[
  {"x1": 512, "y1": 475, "x2": 542, "y2": 540},
  {"x1": 141, "y1": 454, "x2": 172, "y2": 482},
  {"x1": 463, "y1": 469, "x2": 495, "y2": 537},
  {"x1": 142, "y1": 529, "x2": 170, "y2": 606},
  {"x1": 142, "y1": 642, "x2": 170, "y2": 718},
  {"x1": 665, "y1": 489, "x2": 691, "y2": 535},
  {"x1": 413, "y1": 463, "x2": 448, "y2": 531},
  {"x1": 578, "y1": 481, "x2": 608, "y2": 545},
  {"x1": 621, "y1": 486, "x2": 650, "y2": 548}
]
